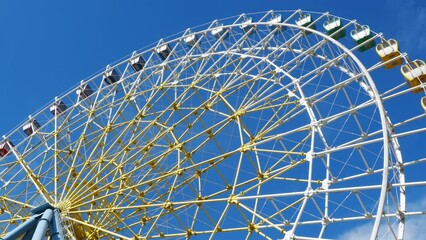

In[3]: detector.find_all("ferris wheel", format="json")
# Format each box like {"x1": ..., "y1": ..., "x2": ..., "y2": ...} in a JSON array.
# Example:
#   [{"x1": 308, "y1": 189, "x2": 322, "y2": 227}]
[{"x1": 1, "y1": 9, "x2": 426, "y2": 240}]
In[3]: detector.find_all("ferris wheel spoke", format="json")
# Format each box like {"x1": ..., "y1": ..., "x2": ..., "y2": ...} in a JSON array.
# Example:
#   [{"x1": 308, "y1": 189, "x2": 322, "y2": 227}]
[
  {"x1": 65, "y1": 215, "x2": 132, "y2": 239},
  {"x1": 65, "y1": 182, "x2": 416, "y2": 216},
  {"x1": 64, "y1": 89, "x2": 174, "y2": 200}
]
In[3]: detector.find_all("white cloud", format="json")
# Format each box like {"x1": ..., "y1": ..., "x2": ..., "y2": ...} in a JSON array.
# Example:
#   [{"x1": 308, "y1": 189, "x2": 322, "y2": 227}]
[
  {"x1": 339, "y1": 222, "x2": 374, "y2": 240},
  {"x1": 339, "y1": 195, "x2": 426, "y2": 239}
]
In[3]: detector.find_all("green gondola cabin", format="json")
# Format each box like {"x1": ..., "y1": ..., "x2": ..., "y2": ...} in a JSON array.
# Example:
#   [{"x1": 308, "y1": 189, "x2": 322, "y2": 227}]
[
  {"x1": 323, "y1": 17, "x2": 346, "y2": 40},
  {"x1": 351, "y1": 25, "x2": 375, "y2": 52},
  {"x1": 240, "y1": 17, "x2": 255, "y2": 35},
  {"x1": 211, "y1": 26, "x2": 229, "y2": 39},
  {"x1": 295, "y1": 13, "x2": 316, "y2": 35},
  {"x1": 268, "y1": 14, "x2": 285, "y2": 32},
  {"x1": 130, "y1": 55, "x2": 146, "y2": 72},
  {"x1": 156, "y1": 44, "x2": 172, "y2": 61}
]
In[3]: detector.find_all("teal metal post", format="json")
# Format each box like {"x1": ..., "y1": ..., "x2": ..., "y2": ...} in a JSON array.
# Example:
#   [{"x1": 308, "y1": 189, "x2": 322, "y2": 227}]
[
  {"x1": 31, "y1": 208, "x2": 53, "y2": 240},
  {"x1": 1, "y1": 214, "x2": 40, "y2": 240},
  {"x1": 51, "y1": 209, "x2": 65, "y2": 240}
]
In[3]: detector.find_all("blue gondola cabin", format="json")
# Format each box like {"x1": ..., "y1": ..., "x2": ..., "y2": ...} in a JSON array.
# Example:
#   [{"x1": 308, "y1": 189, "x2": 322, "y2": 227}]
[
  {"x1": 130, "y1": 55, "x2": 146, "y2": 72},
  {"x1": 375, "y1": 39, "x2": 402, "y2": 69},
  {"x1": 76, "y1": 84, "x2": 94, "y2": 100},
  {"x1": 156, "y1": 44, "x2": 172, "y2": 61},
  {"x1": 401, "y1": 60, "x2": 426, "y2": 94},
  {"x1": 23, "y1": 119, "x2": 41, "y2": 136},
  {"x1": 103, "y1": 68, "x2": 120, "y2": 85},
  {"x1": 50, "y1": 100, "x2": 67, "y2": 115}
]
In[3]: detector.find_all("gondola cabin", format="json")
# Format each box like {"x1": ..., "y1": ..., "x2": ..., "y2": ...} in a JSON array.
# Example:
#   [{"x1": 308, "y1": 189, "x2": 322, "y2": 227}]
[
  {"x1": 130, "y1": 55, "x2": 146, "y2": 72},
  {"x1": 103, "y1": 68, "x2": 120, "y2": 85},
  {"x1": 156, "y1": 44, "x2": 172, "y2": 61},
  {"x1": 0, "y1": 140, "x2": 13, "y2": 157},
  {"x1": 295, "y1": 13, "x2": 316, "y2": 35},
  {"x1": 351, "y1": 25, "x2": 375, "y2": 52},
  {"x1": 184, "y1": 34, "x2": 199, "y2": 47},
  {"x1": 76, "y1": 84, "x2": 93, "y2": 100},
  {"x1": 50, "y1": 100, "x2": 67, "y2": 115},
  {"x1": 375, "y1": 39, "x2": 402, "y2": 69},
  {"x1": 401, "y1": 60, "x2": 426, "y2": 94},
  {"x1": 268, "y1": 14, "x2": 287, "y2": 34},
  {"x1": 323, "y1": 17, "x2": 346, "y2": 40},
  {"x1": 23, "y1": 119, "x2": 41, "y2": 136},
  {"x1": 240, "y1": 17, "x2": 254, "y2": 34},
  {"x1": 268, "y1": 14, "x2": 285, "y2": 32},
  {"x1": 211, "y1": 26, "x2": 228, "y2": 39}
]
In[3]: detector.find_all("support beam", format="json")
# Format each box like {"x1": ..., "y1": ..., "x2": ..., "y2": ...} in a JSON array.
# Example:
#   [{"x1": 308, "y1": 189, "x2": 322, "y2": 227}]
[
  {"x1": 22, "y1": 226, "x2": 36, "y2": 240},
  {"x1": 31, "y1": 203, "x2": 53, "y2": 215},
  {"x1": 1, "y1": 214, "x2": 40, "y2": 240},
  {"x1": 32, "y1": 209, "x2": 53, "y2": 240},
  {"x1": 51, "y1": 209, "x2": 65, "y2": 240}
]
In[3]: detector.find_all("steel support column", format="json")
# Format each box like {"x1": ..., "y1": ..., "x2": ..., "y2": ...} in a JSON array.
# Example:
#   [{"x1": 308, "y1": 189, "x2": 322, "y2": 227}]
[
  {"x1": 51, "y1": 209, "x2": 65, "y2": 240},
  {"x1": 1, "y1": 214, "x2": 41, "y2": 240},
  {"x1": 32, "y1": 208, "x2": 53, "y2": 240}
]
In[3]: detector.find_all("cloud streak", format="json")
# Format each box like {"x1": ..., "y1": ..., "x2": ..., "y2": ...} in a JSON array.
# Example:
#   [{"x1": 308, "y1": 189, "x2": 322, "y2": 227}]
[{"x1": 339, "y1": 195, "x2": 426, "y2": 239}]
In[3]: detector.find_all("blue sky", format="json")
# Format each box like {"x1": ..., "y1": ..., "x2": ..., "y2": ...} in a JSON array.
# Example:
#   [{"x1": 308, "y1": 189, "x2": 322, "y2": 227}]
[{"x1": 0, "y1": 0, "x2": 425, "y2": 133}]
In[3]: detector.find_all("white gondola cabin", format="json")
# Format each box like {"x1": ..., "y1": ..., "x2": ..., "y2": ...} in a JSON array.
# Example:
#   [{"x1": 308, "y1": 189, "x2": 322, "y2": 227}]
[
  {"x1": 375, "y1": 39, "x2": 402, "y2": 69},
  {"x1": 211, "y1": 26, "x2": 228, "y2": 39},
  {"x1": 184, "y1": 34, "x2": 199, "y2": 47},
  {"x1": 23, "y1": 119, "x2": 41, "y2": 136},
  {"x1": 323, "y1": 17, "x2": 345, "y2": 40},
  {"x1": 130, "y1": 55, "x2": 146, "y2": 72},
  {"x1": 295, "y1": 13, "x2": 316, "y2": 34},
  {"x1": 0, "y1": 140, "x2": 14, "y2": 157},
  {"x1": 156, "y1": 44, "x2": 172, "y2": 61},
  {"x1": 104, "y1": 68, "x2": 120, "y2": 85},
  {"x1": 351, "y1": 25, "x2": 375, "y2": 52},
  {"x1": 76, "y1": 84, "x2": 93, "y2": 100},
  {"x1": 50, "y1": 100, "x2": 67, "y2": 116},
  {"x1": 401, "y1": 60, "x2": 426, "y2": 94},
  {"x1": 240, "y1": 17, "x2": 254, "y2": 34}
]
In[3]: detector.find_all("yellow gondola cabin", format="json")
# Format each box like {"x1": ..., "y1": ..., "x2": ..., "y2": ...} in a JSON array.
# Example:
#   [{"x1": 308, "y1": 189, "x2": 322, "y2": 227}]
[
  {"x1": 375, "y1": 39, "x2": 402, "y2": 69},
  {"x1": 400, "y1": 60, "x2": 426, "y2": 94},
  {"x1": 421, "y1": 96, "x2": 426, "y2": 111}
]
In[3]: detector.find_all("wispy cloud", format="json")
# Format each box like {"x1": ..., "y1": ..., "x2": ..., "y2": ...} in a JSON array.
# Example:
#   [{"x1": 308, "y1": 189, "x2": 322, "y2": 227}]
[{"x1": 339, "y1": 195, "x2": 426, "y2": 239}]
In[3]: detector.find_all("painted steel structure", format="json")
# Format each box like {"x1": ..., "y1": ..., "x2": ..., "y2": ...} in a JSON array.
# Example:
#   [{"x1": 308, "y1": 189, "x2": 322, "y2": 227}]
[{"x1": 0, "y1": 10, "x2": 425, "y2": 239}]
